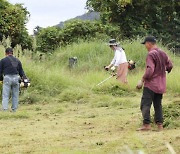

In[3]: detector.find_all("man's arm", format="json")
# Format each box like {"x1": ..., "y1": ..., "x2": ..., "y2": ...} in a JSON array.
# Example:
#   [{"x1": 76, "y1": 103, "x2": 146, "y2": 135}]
[
  {"x1": 0, "y1": 60, "x2": 3, "y2": 81},
  {"x1": 18, "y1": 61, "x2": 26, "y2": 79},
  {"x1": 166, "y1": 57, "x2": 173, "y2": 73},
  {"x1": 143, "y1": 54, "x2": 155, "y2": 81}
]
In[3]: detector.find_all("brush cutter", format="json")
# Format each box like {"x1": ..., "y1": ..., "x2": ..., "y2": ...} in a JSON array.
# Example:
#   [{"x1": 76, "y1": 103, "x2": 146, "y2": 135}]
[
  {"x1": 19, "y1": 78, "x2": 31, "y2": 94},
  {"x1": 96, "y1": 74, "x2": 116, "y2": 86},
  {"x1": 95, "y1": 66, "x2": 117, "y2": 87},
  {"x1": 128, "y1": 60, "x2": 136, "y2": 70}
]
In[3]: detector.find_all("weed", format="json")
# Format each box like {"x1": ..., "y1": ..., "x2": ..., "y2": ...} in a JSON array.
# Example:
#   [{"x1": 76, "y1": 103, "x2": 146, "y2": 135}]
[
  {"x1": 58, "y1": 88, "x2": 90, "y2": 104},
  {"x1": 163, "y1": 101, "x2": 180, "y2": 128},
  {"x1": 94, "y1": 84, "x2": 136, "y2": 97}
]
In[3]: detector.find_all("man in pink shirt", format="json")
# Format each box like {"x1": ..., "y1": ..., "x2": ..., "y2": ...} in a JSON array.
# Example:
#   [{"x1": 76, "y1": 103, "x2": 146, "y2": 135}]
[{"x1": 137, "y1": 36, "x2": 173, "y2": 131}]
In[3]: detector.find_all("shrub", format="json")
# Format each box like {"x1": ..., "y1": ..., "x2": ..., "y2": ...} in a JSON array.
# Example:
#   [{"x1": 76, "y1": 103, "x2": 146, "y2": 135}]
[
  {"x1": 36, "y1": 20, "x2": 121, "y2": 53},
  {"x1": 36, "y1": 27, "x2": 61, "y2": 53}
]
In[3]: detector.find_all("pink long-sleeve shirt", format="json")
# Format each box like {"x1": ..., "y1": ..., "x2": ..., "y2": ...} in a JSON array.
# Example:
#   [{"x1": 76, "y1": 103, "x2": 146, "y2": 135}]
[{"x1": 143, "y1": 47, "x2": 173, "y2": 94}]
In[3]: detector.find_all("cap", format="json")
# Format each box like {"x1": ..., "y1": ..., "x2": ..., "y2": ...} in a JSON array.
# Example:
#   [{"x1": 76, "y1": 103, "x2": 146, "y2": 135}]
[
  {"x1": 141, "y1": 36, "x2": 156, "y2": 44},
  {"x1": 5, "y1": 48, "x2": 13, "y2": 53}
]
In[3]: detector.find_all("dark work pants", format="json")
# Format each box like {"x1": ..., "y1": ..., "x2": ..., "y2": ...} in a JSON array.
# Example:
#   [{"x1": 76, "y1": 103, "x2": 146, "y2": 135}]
[{"x1": 140, "y1": 87, "x2": 163, "y2": 124}]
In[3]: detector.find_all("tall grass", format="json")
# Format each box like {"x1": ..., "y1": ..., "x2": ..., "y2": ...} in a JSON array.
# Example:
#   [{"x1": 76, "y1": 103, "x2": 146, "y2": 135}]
[
  {"x1": 49, "y1": 39, "x2": 180, "y2": 93},
  {"x1": 0, "y1": 38, "x2": 179, "y2": 103}
]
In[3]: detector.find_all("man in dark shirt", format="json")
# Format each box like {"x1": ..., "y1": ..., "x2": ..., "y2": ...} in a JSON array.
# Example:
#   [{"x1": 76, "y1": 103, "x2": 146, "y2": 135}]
[
  {"x1": 0, "y1": 48, "x2": 26, "y2": 112},
  {"x1": 137, "y1": 36, "x2": 173, "y2": 131}
]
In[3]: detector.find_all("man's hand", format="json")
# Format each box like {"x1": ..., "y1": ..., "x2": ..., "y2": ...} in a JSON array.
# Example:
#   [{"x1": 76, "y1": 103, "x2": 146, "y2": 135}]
[
  {"x1": 136, "y1": 80, "x2": 143, "y2": 89},
  {"x1": 166, "y1": 68, "x2": 172, "y2": 73}
]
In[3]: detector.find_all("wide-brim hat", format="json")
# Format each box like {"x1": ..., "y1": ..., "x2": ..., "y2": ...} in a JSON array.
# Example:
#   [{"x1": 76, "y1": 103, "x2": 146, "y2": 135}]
[{"x1": 108, "y1": 39, "x2": 120, "y2": 46}]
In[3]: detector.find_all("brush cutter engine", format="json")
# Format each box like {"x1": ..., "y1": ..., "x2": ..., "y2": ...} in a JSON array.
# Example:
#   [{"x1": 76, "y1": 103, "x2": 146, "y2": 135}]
[
  {"x1": 128, "y1": 60, "x2": 136, "y2": 70},
  {"x1": 20, "y1": 78, "x2": 30, "y2": 88}
]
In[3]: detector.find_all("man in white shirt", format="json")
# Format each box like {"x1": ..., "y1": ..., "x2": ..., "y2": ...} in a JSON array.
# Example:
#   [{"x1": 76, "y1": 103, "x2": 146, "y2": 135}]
[{"x1": 105, "y1": 39, "x2": 128, "y2": 84}]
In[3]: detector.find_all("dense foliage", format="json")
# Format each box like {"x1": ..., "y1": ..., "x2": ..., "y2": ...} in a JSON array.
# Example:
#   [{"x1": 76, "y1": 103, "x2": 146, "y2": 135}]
[
  {"x1": 86, "y1": 0, "x2": 180, "y2": 52},
  {"x1": 36, "y1": 27, "x2": 60, "y2": 53},
  {"x1": 0, "y1": 0, "x2": 32, "y2": 49},
  {"x1": 36, "y1": 20, "x2": 120, "y2": 53}
]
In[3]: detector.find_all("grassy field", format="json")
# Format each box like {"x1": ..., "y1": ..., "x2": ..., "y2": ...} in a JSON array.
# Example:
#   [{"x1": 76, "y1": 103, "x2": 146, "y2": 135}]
[{"x1": 0, "y1": 40, "x2": 179, "y2": 154}]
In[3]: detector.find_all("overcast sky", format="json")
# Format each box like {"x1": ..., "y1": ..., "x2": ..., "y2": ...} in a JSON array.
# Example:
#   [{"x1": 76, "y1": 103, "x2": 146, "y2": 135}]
[{"x1": 8, "y1": 0, "x2": 87, "y2": 34}]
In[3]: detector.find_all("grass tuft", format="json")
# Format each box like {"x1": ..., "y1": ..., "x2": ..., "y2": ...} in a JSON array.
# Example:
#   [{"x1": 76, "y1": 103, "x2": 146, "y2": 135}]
[{"x1": 0, "y1": 111, "x2": 29, "y2": 120}]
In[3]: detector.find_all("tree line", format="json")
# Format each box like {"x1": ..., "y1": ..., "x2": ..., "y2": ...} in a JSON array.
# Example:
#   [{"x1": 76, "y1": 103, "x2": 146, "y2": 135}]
[
  {"x1": 86, "y1": 0, "x2": 180, "y2": 52},
  {"x1": 0, "y1": 0, "x2": 179, "y2": 53}
]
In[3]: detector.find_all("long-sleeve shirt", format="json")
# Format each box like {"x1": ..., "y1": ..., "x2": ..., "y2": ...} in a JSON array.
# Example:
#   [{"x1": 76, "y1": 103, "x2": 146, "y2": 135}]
[
  {"x1": 143, "y1": 47, "x2": 173, "y2": 94},
  {"x1": 0, "y1": 55, "x2": 26, "y2": 81},
  {"x1": 111, "y1": 47, "x2": 127, "y2": 66}
]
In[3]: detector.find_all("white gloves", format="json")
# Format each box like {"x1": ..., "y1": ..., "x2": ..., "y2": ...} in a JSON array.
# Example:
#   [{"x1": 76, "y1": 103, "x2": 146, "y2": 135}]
[{"x1": 111, "y1": 66, "x2": 116, "y2": 71}]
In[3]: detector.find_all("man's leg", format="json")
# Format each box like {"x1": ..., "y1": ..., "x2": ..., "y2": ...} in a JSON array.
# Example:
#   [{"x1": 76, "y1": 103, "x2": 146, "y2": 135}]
[
  {"x1": 137, "y1": 87, "x2": 154, "y2": 131},
  {"x1": 153, "y1": 93, "x2": 163, "y2": 130},
  {"x1": 11, "y1": 76, "x2": 20, "y2": 112},
  {"x1": 2, "y1": 77, "x2": 11, "y2": 110},
  {"x1": 141, "y1": 87, "x2": 154, "y2": 124}
]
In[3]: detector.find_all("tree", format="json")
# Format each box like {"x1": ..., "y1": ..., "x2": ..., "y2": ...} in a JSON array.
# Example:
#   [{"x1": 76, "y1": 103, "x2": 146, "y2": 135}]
[
  {"x1": 86, "y1": 0, "x2": 180, "y2": 51},
  {"x1": 36, "y1": 27, "x2": 61, "y2": 53},
  {"x1": 35, "y1": 20, "x2": 120, "y2": 53},
  {"x1": 0, "y1": 0, "x2": 32, "y2": 49},
  {"x1": 33, "y1": 26, "x2": 43, "y2": 36}
]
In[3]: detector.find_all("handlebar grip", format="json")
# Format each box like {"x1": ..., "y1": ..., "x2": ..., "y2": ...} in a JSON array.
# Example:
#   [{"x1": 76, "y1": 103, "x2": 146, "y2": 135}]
[{"x1": 104, "y1": 66, "x2": 109, "y2": 71}]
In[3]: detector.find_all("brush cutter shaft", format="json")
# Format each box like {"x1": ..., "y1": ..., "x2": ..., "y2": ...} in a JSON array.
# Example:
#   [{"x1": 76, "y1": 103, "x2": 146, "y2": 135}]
[{"x1": 97, "y1": 75, "x2": 114, "y2": 86}]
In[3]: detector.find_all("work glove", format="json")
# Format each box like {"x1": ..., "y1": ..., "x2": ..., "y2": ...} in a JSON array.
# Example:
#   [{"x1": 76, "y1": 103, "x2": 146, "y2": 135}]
[
  {"x1": 110, "y1": 66, "x2": 116, "y2": 72},
  {"x1": 136, "y1": 80, "x2": 143, "y2": 89},
  {"x1": 104, "y1": 66, "x2": 109, "y2": 71}
]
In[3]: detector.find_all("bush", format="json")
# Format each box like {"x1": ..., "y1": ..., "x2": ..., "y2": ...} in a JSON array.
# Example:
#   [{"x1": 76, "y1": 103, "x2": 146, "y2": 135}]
[
  {"x1": 36, "y1": 20, "x2": 121, "y2": 53},
  {"x1": 36, "y1": 27, "x2": 61, "y2": 53},
  {"x1": 61, "y1": 20, "x2": 102, "y2": 44}
]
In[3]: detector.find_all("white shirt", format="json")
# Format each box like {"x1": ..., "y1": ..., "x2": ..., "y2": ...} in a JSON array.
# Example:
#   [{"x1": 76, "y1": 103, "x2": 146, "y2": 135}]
[{"x1": 111, "y1": 47, "x2": 127, "y2": 66}]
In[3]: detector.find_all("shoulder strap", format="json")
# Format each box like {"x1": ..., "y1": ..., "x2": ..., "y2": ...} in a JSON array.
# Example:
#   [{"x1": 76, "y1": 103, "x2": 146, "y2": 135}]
[{"x1": 7, "y1": 56, "x2": 18, "y2": 68}]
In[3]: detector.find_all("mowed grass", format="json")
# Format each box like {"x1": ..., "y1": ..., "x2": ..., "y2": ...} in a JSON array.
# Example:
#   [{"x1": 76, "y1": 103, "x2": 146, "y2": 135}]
[
  {"x1": 0, "y1": 40, "x2": 179, "y2": 153},
  {"x1": 0, "y1": 93, "x2": 179, "y2": 154}
]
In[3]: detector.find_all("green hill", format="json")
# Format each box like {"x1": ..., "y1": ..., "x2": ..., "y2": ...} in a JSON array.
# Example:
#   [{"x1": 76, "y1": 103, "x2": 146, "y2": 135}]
[
  {"x1": 56, "y1": 12, "x2": 100, "y2": 28},
  {"x1": 0, "y1": 40, "x2": 179, "y2": 153}
]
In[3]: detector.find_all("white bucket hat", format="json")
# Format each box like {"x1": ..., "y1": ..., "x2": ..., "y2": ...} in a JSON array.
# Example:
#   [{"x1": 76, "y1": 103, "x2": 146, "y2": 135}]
[{"x1": 108, "y1": 39, "x2": 120, "y2": 46}]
